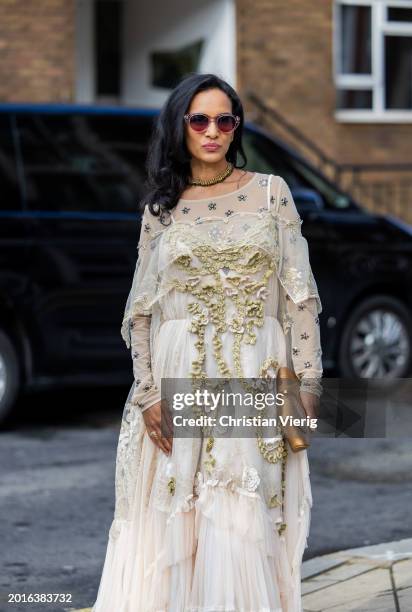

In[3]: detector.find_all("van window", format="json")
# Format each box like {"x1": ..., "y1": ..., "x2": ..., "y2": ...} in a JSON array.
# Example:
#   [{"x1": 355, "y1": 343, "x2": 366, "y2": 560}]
[
  {"x1": 87, "y1": 114, "x2": 153, "y2": 174},
  {"x1": 242, "y1": 129, "x2": 351, "y2": 209},
  {"x1": 16, "y1": 113, "x2": 151, "y2": 214}
]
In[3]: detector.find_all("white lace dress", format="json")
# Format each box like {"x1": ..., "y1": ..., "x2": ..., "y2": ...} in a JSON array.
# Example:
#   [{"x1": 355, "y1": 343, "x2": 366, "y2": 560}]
[{"x1": 91, "y1": 172, "x2": 323, "y2": 612}]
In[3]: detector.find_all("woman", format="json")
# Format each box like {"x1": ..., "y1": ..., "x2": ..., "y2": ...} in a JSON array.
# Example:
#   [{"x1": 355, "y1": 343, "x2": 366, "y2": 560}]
[{"x1": 91, "y1": 73, "x2": 323, "y2": 612}]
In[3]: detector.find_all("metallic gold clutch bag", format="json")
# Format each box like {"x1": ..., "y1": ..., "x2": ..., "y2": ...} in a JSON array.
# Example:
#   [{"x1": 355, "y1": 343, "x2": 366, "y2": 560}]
[{"x1": 276, "y1": 366, "x2": 310, "y2": 452}]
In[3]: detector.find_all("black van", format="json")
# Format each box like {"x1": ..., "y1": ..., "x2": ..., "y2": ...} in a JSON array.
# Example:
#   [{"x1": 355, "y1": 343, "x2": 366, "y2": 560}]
[{"x1": 1, "y1": 103, "x2": 412, "y2": 423}]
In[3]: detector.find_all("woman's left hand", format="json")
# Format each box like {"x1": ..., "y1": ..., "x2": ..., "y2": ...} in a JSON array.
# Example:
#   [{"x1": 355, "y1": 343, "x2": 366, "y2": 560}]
[{"x1": 299, "y1": 390, "x2": 320, "y2": 422}]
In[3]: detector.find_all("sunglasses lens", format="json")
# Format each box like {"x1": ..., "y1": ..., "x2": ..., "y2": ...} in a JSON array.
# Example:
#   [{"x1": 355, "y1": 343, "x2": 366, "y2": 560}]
[
  {"x1": 189, "y1": 114, "x2": 209, "y2": 131},
  {"x1": 217, "y1": 115, "x2": 237, "y2": 132}
]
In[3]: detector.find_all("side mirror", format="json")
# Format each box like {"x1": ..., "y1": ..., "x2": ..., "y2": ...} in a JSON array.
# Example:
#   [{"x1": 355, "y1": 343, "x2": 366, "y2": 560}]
[{"x1": 292, "y1": 188, "x2": 324, "y2": 214}]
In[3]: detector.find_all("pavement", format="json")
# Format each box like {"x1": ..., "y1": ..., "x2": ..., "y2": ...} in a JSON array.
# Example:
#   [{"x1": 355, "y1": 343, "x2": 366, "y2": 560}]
[
  {"x1": 3, "y1": 391, "x2": 410, "y2": 612},
  {"x1": 301, "y1": 538, "x2": 412, "y2": 611},
  {"x1": 69, "y1": 538, "x2": 412, "y2": 612}
]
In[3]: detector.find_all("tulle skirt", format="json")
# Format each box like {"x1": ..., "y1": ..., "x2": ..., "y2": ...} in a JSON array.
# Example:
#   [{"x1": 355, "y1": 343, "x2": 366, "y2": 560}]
[{"x1": 91, "y1": 318, "x2": 312, "y2": 612}]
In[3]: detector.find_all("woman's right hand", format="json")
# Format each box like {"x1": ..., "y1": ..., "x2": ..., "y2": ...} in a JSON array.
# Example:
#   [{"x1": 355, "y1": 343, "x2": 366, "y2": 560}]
[{"x1": 142, "y1": 399, "x2": 173, "y2": 456}]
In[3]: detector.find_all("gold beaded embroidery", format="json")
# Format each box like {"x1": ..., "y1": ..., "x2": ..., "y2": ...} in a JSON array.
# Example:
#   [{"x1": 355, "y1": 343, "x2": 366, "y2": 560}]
[
  {"x1": 139, "y1": 206, "x2": 317, "y2": 542},
  {"x1": 136, "y1": 209, "x2": 313, "y2": 536},
  {"x1": 171, "y1": 241, "x2": 286, "y2": 472},
  {"x1": 268, "y1": 494, "x2": 281, "y2": 508},
  {"x1": 168, "y1": 477, "x2": 176, "y2": 496}
]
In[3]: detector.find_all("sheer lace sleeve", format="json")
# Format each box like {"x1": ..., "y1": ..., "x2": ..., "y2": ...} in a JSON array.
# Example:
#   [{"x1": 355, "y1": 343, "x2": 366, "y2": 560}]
[
  {"x1": 285, "y1": 296, "x2": 323, "y2": 396},
  {"x1": 124, "y1": 204, "x2": 162, "y2": 412},
  {"x1": 275, "y1": 177, "x2": 323, "y2": 397},
  {"x1": 120, "y1": 204, "x2": 167, "y2": 349},
  {"x1": 130, "y1": 314, "x2": 162, "y2": 412}
]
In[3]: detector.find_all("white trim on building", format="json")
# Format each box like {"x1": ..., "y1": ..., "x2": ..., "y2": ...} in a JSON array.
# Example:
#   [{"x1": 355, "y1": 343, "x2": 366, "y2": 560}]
[{"x1": 75, "y1": 0, "x2": 96, "y2": 104}]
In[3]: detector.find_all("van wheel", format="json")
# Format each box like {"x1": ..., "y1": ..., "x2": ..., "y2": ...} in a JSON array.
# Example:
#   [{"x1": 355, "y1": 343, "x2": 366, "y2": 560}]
[
  {"x1": 338, "y1": 295, "x2": 412, "y2": 381},
  {"x1": 0, "y1": 330, "x2": 20, "y2": 424}
]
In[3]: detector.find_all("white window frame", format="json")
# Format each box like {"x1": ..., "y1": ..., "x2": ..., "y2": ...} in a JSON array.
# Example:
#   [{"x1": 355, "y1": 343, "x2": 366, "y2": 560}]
[{"x1": 333, "y1": 0, "x2": 412, "y2": 122}]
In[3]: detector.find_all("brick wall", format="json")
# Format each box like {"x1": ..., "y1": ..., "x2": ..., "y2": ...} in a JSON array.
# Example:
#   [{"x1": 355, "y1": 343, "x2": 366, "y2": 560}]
[
  {"x1": 236, "y1": 0, "x2": 412, "y2": 222},
  {"x1": 0, "y1": 0, "x2": 75, "y2": 102}
]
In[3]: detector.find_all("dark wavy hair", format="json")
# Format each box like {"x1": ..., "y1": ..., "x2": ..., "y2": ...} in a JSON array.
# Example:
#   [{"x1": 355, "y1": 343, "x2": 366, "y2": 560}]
[{"x1": 142, "y1": 72, "x2": 247, "y2": 220}]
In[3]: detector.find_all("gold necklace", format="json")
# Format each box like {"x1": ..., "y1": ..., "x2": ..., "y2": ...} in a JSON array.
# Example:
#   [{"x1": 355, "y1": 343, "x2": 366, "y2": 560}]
[{"x1": 188, "y1": 162, "x2": 234, "y2": 186}]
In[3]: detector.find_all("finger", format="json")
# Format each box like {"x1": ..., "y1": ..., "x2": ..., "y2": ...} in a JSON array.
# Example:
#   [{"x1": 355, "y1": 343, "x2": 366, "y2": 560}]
[
  {"x1": 309, "y1": 407, "x2": 319, "y2": 420},
  {"x1": 158, "y1": 437, "x2": 171, "y2": 455},
  {"x1": 161, "y1": 432, "x2": 173, "y2": 454},
  {"x1": 145, "y1": 423, "x2": 159, "y2": 440},
  {"x1": 149, "y1": 426, "x2": 170, "y2": 455},
  {"x1": 157, "y1": 410, "x2": 172, "y2": 437},
  {"x1": 159, "y1": 420, "x2": 172, "y2": 441},
  {"x1": 146, "y1": 421, "x2": 172, "y2": 455},
  {"x1": 143, "y1": 415, "x2": 157, "y2": 432},
  {"x1": 159, "y1": 435, "x2": 172, "y2": 453},
  {"x1": 305, "y1": 404, "x2": 316, "y2": 418},
  {"x1": 161, "y1": 405, "x2": 174, "y2": 438},
  {"x1": 160, "y1": 413, "x2": 173, "y2": 439},
  {"x1": 147, "y1": 426, "x2": 163, "y2": 446}
]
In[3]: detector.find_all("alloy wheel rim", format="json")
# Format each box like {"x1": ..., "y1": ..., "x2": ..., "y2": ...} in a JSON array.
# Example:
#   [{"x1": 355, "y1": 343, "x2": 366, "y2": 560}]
[{"x1": 349, "y1": 309, "x2": 410, "y2": 378}]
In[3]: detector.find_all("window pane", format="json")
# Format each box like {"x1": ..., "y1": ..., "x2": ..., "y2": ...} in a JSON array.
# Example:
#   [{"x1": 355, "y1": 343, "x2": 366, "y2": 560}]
[
  {"x1": 0, "y1": 115, "x2": 21, "y2": 210},
  {"x1": 17, "y1": 114, "x2": 152, "y2": 213},
  {"x1": 241, "y1": 130, "x2": 351, "y2": 210},
  {"x1": 95, "y1": 0, "x2": 123, "y2": 97},
  {"x1": 388, "y1": 7, "x2": 412, "y2": 22},
  {"x1": 340, "y1": 4, "x2": 372, "y2": 74},
  {"x1": 337, "y1": 89, "x2": 373, "y2": 109},
  {"x1": 385, "y1": 36, "x2": 412, "y2": 109},
  {"x1": 150, "y1": 40, "x2": 204, "y2": 89}
]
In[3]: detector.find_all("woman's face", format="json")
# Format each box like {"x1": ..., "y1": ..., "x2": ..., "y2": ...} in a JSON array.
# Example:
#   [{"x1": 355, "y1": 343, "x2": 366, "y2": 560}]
[{"x1": 184, "y1": 88, "x2": 235, "y2": 165}]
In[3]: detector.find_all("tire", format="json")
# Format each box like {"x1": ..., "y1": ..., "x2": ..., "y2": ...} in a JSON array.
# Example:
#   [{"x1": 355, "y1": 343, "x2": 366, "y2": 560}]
[
  {"x1": 338, "y1": 295, "x2": 412, "y2": 384},
  {"x1": 0, "y1": 329, "x2": 20, "y2": 425}
]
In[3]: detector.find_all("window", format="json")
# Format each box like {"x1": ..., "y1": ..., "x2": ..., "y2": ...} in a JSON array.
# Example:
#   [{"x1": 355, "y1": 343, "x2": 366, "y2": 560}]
[
  {"x1": 150, "y1": 40, "x2": 204, "y2": 89},
  {"x1": 334, "y1": 1, "x2": 412, "y2": 121},
  {"x1": 241, "y1": 130, "x2": 352, "y2": 210},
  {"x1": 16, "y1": 113, "x2": 151, "y2": 214},
  {"x1": 339, "y1": 4, "x2": 372, "y2": 74},
  {"x1": 95, "y1": 0, "x2": 124, "y2": 101}
]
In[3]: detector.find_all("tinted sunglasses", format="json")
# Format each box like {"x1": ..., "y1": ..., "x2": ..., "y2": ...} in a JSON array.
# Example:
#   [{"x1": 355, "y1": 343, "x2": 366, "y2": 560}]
[{"x1": 184, "y1": 112, "x2": 240, "y2": 134}]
